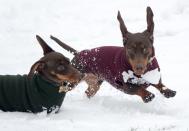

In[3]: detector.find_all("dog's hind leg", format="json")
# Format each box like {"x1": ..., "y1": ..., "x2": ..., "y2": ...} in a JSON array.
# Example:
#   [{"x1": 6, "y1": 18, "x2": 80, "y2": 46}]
[{"x1": 83, "y1": 73, "x2": 103, "y2": 98}]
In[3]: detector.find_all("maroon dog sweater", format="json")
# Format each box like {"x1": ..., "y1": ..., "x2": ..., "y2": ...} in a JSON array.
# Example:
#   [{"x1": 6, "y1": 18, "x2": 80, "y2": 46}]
[{"x1": 73, "y1": 46, "x2": 161, "y2": 93}]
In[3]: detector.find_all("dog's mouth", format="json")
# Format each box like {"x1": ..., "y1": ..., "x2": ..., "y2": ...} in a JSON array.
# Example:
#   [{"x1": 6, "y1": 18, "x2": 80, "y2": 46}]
[
  {"x1": 63, "y1": 81, "x2": 75, "y2": 88},
  {"x1": 133, "y1": 69, "x2": 145, "y2": 76},
  {"x1": 59, "y1": 81, "x2": 77, "y2": 93}
]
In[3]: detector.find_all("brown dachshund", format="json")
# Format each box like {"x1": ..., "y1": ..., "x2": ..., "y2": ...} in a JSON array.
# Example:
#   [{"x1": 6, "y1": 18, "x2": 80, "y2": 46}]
[
  {"x1": 0, "y1": 35, "x2": 82, "y2": 113},
  {"x1": 50, "y1": 7, "x2": 176, "y2": 103}
]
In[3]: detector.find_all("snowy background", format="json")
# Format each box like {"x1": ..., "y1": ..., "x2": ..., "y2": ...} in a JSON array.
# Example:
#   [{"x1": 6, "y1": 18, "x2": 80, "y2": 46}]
[{"x1": 0, "y1": 0, "x2": 189, "y2": 130}]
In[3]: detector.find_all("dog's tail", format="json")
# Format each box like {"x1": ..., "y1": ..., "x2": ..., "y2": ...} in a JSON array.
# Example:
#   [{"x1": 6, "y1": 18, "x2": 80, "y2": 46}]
[{"x1": 50, "y1": 35, "x2": 78, "y2": 55}]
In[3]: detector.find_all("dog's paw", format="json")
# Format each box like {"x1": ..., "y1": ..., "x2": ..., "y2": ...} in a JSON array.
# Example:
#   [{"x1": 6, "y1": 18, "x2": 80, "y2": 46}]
[
  {"x1": 142, "y1": 93, "x2": 155, "y2": 103},
  {"x1": 160, "y1": 87, "x2": 176, "y2": 98},
  {"x1": 85, "y1": 88, "x2": 96, "y2": 98}
]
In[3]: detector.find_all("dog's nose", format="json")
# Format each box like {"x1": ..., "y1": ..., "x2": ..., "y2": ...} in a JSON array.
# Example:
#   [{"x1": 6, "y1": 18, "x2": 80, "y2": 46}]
[{"x1": 136, "y1": 64, "x2": 144, "y2": 71}]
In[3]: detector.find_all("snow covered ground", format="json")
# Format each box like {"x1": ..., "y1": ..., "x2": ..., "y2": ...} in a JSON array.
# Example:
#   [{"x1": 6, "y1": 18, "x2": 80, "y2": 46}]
[{"x1": 0, "y1": 0, "x2": 189, "y2": 130}]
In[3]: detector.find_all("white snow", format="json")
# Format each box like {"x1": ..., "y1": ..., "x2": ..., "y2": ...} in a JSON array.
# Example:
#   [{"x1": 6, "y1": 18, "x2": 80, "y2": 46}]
[
  {"x1": 122, "y1": 70, "x2": 148, "y2": 85},
  {"x1": 122, "y1": 68, "x2": 161, "y2": 85},
  {"x1": 122, "y1": 70, "x2": 134, "y2": 83},
  {"x1": 0, "y1": 0, "x2": 189, "y2": 130},
  {"x1": 142, "y1": 68, "x2": 161, "y2": 84}
]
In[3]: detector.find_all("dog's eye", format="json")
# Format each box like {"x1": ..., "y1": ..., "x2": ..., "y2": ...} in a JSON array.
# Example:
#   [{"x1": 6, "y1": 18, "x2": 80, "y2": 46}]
[
  {"x1": 143, "y1": 48, "x2": 146, "y2": 52},
  {"x1": 143, "y1": 48, "x2": 149, "y2": 54},
  {"x1": 57, "y1": 65, "x2": 65, "y2": 71}
]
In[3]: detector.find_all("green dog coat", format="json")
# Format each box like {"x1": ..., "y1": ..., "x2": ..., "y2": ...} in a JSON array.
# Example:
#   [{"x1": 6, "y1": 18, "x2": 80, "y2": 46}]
[{"x1": 0, "y1": 74, "x2": 66, "y2": 114}]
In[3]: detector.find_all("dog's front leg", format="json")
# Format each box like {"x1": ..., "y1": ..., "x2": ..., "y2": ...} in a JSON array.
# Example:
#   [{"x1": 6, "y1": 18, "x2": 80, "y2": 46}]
[
  {"x1": 119, "y1": 83, "x2": 155, "y2": 103},
  {"x1": 85, "y1": 84, "x2": 101, "y2": 98},
  {"x1": 83, "y1": 73, "x2": 103, "y2": 98},
  {"x1": 135, "y1": 87, "x2": 155, "y2": 103},
  {"x1": 152, "y1": 82, "x2": 176, "y2": 98}
]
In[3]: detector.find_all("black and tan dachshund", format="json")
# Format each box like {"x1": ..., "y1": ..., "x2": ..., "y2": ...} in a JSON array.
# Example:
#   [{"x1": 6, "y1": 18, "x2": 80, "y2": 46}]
[
  {"x1": 50, "y1": 7, "x2": 176, "y2": 103},
  {"x1": 0, "y1": 35, "x2": 82, "y2": 113}
]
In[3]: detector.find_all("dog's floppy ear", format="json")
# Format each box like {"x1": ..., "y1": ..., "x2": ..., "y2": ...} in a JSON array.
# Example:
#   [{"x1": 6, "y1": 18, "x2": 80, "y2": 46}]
[
  {"x1": 117, "y1": 11, "x2": 128, "y2": 46},
  {"x1": 146, "y1": 7, "x2": 154, "y2": 42},
  {"x1": 28, "y1": 61, "x2": 45, "y2": 78},
  {"x1": 36, "y1": 35, "x2": 54, "y2": 55}
]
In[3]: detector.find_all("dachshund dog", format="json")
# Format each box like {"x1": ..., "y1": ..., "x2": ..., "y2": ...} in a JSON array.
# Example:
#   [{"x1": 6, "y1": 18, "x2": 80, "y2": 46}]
[
  {"x1": 0, "y1": 35, "x2": 82, "y2": 113},
  {"x1": 50, "y1": 7, "x2": 176, "y2": 103}
]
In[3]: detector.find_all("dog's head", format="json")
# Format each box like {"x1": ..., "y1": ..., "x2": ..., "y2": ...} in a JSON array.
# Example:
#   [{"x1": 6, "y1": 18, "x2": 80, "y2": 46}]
[
  {"x1": 28, "y1": 35, "x2": 83, "y2": 86},
  {"x1": 117, "y1": 7, "x2": 154, "y2": 76}
]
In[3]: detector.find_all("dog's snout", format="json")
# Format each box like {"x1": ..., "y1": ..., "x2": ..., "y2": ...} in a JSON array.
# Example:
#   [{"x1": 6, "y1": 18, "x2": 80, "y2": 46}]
[
  {"x1": 136, "y1": 64, "x2": 144, "y2": 71},
  {"x1": 134, "y1": 64, "x2": 146, "y2": 75}
]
